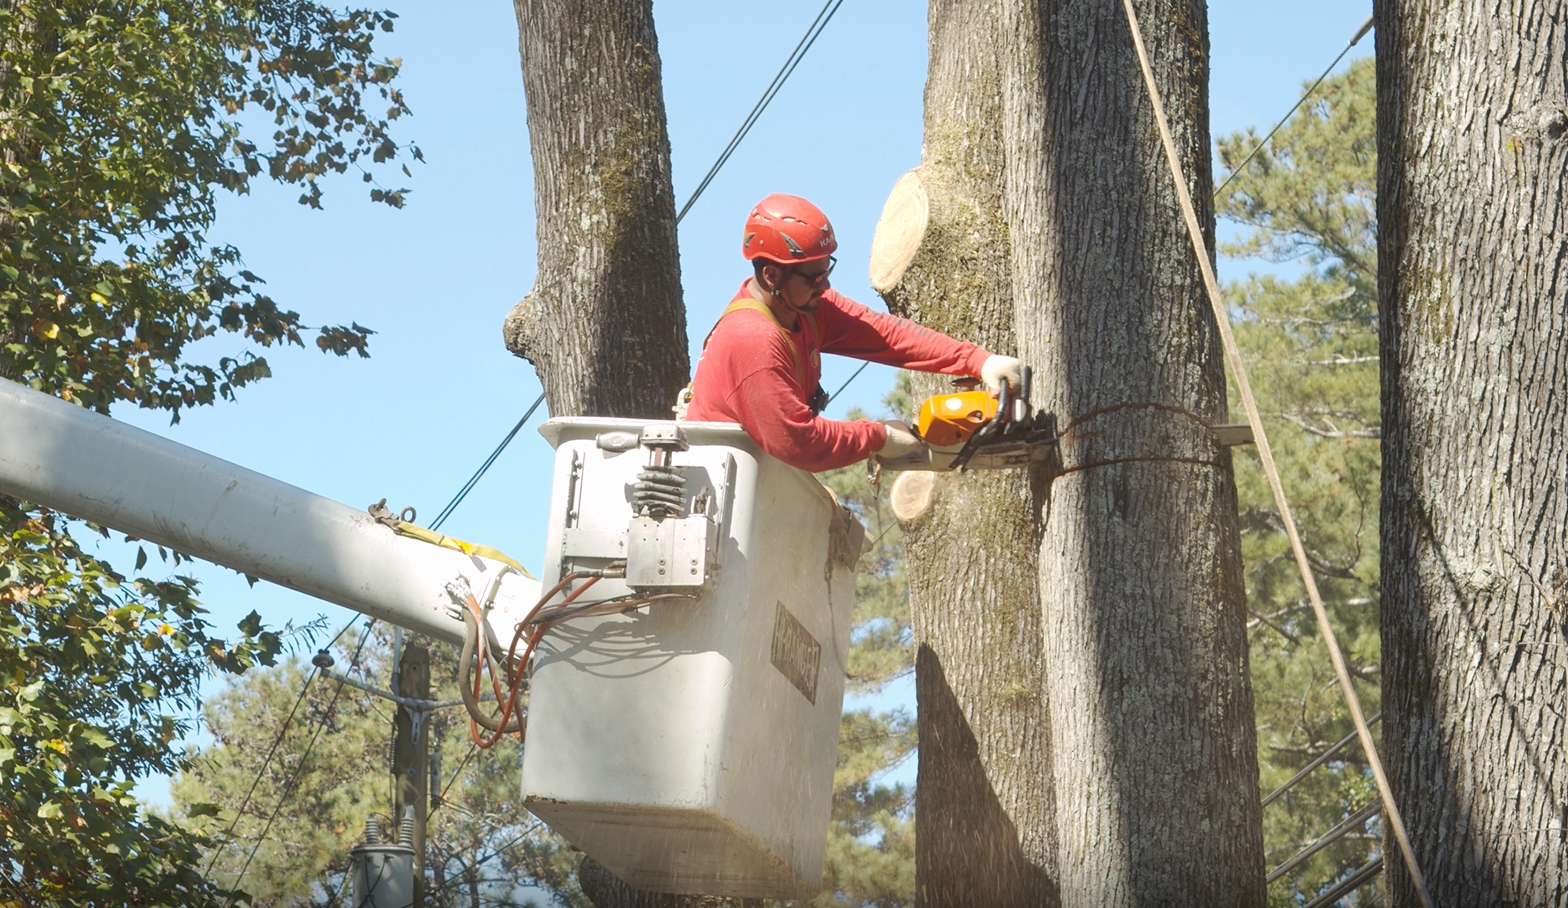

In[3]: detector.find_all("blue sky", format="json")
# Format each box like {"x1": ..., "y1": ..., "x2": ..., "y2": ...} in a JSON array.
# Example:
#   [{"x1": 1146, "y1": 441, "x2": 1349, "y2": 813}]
[{"x1": 116, "y1": 0, "x2": 1375, "y2": 801}]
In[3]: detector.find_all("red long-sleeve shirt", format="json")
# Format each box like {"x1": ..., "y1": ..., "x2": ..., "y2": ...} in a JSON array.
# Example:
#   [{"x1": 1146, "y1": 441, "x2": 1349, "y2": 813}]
[{"x1": 686, "y1": 281, "x2": 989, "y2": 472}]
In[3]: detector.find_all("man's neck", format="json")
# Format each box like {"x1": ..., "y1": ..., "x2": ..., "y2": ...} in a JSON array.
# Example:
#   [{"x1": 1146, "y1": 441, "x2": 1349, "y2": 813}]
[{"x1": 746, "y1": 277, "x2": 799, "y2": 331}]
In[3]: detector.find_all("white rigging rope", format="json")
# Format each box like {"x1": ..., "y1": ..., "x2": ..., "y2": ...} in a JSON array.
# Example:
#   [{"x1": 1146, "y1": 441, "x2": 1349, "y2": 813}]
[{"x1": 1116, "y1": 2, "x2": 1433, "y2": 904}]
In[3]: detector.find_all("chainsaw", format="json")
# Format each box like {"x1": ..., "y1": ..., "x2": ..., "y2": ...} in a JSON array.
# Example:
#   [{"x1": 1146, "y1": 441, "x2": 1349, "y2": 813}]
[{"x1": 872, "y1": 365, "x2": 1057, "y2": 479}]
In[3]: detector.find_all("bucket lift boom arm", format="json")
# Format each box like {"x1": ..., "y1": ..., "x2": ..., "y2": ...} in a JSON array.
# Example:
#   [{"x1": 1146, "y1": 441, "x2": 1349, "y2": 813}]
[{"x1": 0, "y1": 377, "x2": 539, "y2": 646}]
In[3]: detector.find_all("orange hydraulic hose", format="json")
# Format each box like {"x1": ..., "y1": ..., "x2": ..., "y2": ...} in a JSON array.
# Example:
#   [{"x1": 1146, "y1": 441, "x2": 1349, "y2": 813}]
[{"x1": 471, "y1": 574, "x2": 600, "y2": 749}]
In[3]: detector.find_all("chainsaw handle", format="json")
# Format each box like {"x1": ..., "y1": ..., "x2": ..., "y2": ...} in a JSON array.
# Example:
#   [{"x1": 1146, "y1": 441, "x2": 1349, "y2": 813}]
[{"x1": 996, "y1": 378, "x2": 1014, "y2": 435}]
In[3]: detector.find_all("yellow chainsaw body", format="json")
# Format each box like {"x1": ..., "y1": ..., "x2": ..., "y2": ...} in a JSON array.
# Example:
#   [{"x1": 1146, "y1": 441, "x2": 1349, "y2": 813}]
[{"x1": 915, "y1": 390, "x2": 998, "y2": 447}]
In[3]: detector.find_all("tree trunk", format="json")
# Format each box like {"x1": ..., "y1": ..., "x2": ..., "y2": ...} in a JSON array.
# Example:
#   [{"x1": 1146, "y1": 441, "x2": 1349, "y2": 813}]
[
  {"x1": 1377, "y1": 2, "x2": 1568, "y2": 904},
  {"x1": 998, "y1": 0, "x2": 1265, "y2": 904},
  {"x1": 872, "y1": 2, "x2": 1059, "y2": 905},
  {"x1": 505, "y1": 0, "x2": 688, "y2": 418}
]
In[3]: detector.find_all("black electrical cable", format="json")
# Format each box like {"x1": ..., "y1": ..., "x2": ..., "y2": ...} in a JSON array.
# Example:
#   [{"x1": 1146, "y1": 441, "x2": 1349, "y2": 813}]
[
  {"x1": 429, "y1": 742, "x2": 479, "y2": 819},
  {"x1": 222, "y1": 620, "x2": 377, "y2": 908},
  {"x1": 1213, "y1": 14, "x2": 1374, "y2": 200},
  {"x1": 203, "y1": 613, "x2": 363, "y2": 877},
  {"x1": 673, "y1": 0, "x2": 848, "y2": 224},
  {"x1": 429, "y1": 391, "x2": 547, "y2": 531},
  {"x1": 825, "y1": 360, "x2": 871, "y2": 406}
]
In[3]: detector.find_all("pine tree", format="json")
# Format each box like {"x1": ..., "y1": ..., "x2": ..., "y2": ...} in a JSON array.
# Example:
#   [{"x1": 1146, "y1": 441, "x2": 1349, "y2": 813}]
[
  {"x1": 1215, "y1": 57, "x2": 1384, "y2": 904},
  {"x1": 169, "y1": 626, "x2": 585, "y2": 907}
]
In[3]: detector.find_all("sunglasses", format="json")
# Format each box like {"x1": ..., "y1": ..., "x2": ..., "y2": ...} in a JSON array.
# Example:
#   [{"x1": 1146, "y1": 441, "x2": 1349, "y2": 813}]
[{"x1": 794, "y1": 255, "x2": 836, "y2": 289}]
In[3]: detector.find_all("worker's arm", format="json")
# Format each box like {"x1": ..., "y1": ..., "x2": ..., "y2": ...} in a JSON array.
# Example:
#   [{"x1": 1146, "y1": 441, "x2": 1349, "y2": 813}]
[
  {"x1": 815, "y1": 291, "x2": 991, "y2": 378},
  {"x1": 726, "y1": 362, "x2": 888, "y2": 472},
  {"x1": 689, "y1": 312, "x2": 888, "y2": 471}
]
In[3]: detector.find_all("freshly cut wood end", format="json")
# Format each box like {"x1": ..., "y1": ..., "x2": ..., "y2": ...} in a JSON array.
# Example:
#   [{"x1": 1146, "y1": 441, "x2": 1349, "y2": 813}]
[
  {"x1": 870, "y1": 170, "x2": 930, "y2": 292},
  {"x1": 889, "y1": 470, "x2": 937, "y2": 524}
]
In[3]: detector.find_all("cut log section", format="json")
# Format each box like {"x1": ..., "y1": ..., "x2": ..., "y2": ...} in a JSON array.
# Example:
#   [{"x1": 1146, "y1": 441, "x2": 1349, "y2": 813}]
[
  {"x1": 889, "y1": 470, "x2": 937, "y2": 525},
  {"x1": 870, "y1": 169, "x2": 931, "y2": 292}
]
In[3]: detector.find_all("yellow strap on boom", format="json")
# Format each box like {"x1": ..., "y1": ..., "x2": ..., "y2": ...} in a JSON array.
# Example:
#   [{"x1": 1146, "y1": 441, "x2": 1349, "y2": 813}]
[{"x1": 393, "y1": 522, "x2": 536, "y2": 579}]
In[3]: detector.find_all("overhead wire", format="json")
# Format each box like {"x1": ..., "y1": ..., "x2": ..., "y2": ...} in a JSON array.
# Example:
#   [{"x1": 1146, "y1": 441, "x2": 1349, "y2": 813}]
[
  {"x1": 432, "y1": 2, "x2": 848, "y2": 534},
  {"x1": 430, "y1": 742, "x2": 479, "y2": 818},
  {"x1": 1116, "y1": 2, "x2": 1432, "y2": 905},
  {"x1": 674, "y1": 0, "x2": 848, "y2": 224},
  {"x1": 1213, "y1": 14, "x2": 1375, "y2": 200},
  {"x1": 202, "y1": 613, "x2": 363, "y2": 878},
  {"x1": 825, "y1": 360, "x2": 870, "y2": 407},
  {"x1": 429, "y1": 391, "x2": 547, "y2": 531},
  {"x1": 221, "y1": 620, "x2": 378, "y2": 908}
]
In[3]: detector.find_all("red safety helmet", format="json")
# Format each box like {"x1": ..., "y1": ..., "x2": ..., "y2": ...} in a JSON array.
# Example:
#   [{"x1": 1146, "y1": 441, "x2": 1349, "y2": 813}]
[{"x1": 741, "y1": 193, "x2": 837, "y2": 263}]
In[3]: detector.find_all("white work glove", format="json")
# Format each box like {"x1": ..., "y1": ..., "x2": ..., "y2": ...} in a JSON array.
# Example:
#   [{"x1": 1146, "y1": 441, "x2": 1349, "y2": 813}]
[
  {"x1": 877, "y1": 420, "x2": 925, "y2": 459},
  {"x1": 980, "y1": 354, "x2": 1023, "y2": 396}
]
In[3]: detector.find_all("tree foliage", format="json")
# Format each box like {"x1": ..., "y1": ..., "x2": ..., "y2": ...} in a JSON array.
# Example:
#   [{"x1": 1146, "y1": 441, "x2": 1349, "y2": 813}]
[
  {"x1": 0, "y1": 2, "x2": 415, "y2": 903},
  {"x1": 1217, "y1": 57, "x2": 1383, "y2": 905},
  {"x1": 168, "y1": 626, "x2": 585, "y2": 907},
  {"x1": 0, "y1": 0, "x2": 419, "y2": 414},
  {"x1": 0, "y1": 513, "x2": 296, "y2": 906}
]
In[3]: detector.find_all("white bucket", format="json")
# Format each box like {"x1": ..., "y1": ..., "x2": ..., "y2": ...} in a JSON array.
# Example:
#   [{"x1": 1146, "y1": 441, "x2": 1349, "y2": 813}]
[{"x1": 520, "y1": 418, "x2": 860, "y2": 898}]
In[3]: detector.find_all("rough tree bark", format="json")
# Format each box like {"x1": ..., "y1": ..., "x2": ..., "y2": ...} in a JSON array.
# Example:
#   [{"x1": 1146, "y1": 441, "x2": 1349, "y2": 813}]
[
  {"x1": 871, "y1": 1, "x2": 1059, "y2": 905},
  {"x1": 999, "y1": 0, "x2": 1266, "y2": 904},
  {"x1": 1378, "y1": 2, "x2": 1568, "y2": 904},
  {"x1": 505, "y1": 0, "x2": 689, "y2": 418}
]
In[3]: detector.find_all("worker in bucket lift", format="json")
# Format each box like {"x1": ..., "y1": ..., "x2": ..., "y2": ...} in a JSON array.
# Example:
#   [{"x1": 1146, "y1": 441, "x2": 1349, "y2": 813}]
[{"x1": 683, "y1": 193, "x2": 1022, "y2": 473}]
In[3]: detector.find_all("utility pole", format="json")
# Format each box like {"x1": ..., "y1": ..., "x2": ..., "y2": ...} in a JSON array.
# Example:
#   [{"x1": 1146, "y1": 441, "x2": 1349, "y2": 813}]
[{"x1": 391, "y1": 637, "x2": 431, "y2": 907}]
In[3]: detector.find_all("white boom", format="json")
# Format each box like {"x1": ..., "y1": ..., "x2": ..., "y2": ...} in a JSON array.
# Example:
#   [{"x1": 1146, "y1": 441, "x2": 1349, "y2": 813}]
[{"x1": 0, "y1": 378, "x2": 538, "y2": 644}]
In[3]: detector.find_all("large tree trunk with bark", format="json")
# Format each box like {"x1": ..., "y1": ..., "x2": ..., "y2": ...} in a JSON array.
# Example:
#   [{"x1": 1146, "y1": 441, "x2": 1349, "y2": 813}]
[
  {"x1": 505, "y1": 0, "x2": 688, "y2": 418},
  {"x1": 872, "y1": 2, "x2": 1058, "y2": 906},
  {"x1": 1377, "y1": 3, "x2": 1568, "y2": 905},
  {"x1": 998, "y1": 0, "x2": 1265, "y2": 904}
]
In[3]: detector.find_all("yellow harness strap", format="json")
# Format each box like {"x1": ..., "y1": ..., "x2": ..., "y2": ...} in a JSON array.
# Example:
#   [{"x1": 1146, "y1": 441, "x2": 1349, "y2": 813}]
[{"x1": 704, "y1": 297, "x2": 819, "y2": 386}]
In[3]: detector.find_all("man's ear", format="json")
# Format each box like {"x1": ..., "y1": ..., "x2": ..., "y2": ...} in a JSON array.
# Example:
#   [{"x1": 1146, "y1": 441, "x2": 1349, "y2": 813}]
[{"x1": 759, "y1": 262, "x2": 781, "y2": 295}]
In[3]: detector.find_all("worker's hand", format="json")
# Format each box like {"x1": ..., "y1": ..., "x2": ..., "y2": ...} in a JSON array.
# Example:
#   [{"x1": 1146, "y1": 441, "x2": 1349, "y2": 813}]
[
  {"x1": 877, "y1": 420, "x2": 925, "y2": 460},
  {"x1": 980, "y1": 354, "x2": 1023, "y2": 396}
]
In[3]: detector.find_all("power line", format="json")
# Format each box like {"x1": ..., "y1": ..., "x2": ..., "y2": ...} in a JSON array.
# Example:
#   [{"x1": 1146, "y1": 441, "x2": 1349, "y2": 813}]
[
  {"x1": 434, "y1": 4, "x2": 850, "y2": 528},
  {"x1": 432, "y1": 743, "x2": 478, "y2": 812},
  {"x1": 428, "y1": 391, "x2": 547, "y2": 531},
  {"x1": 826, "y1": 361, "x2": 870, "y2": 407},
  {"x1": 222, "y1": 620, "x2": 378, "y2": 908},
  {"x1": 1213, "y1": 14, "x2": 1374, "y2": 199},
  {"x1": 674, "y1": 0, "x2": 848, "y2": 224},
  {"x1": 203, "y1": 613, "x2": 363, "y2": 877}
]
